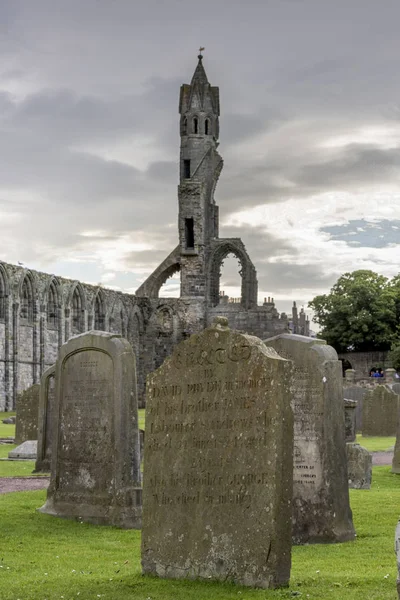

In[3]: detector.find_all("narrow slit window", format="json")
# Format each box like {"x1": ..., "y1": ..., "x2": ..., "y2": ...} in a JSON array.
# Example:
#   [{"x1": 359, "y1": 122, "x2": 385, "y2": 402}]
[
  {"x1": 205, "y1": 119, "x2": 209, "y2": 135},
  {"x1": 193, "y1": 117, "x2": 198, "y2": 134},
  {"x1": 185, "y1": 218, "x2": 195, "y2": 249},
  {"x1": 183, "y1": 159, "x2": 191, "y2": 179}
]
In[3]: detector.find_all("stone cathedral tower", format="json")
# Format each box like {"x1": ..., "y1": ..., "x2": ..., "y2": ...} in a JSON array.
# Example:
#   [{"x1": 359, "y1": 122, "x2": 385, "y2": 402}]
[
  {"x1": 137, "y1": 53, "x2": 258, "y2": 311},
  {"x1": 0, "y1": 54, "x2": 291, "y2": 411},
  {"x1": 178, "y1": 53, "x2": 223, "y2": 297}
]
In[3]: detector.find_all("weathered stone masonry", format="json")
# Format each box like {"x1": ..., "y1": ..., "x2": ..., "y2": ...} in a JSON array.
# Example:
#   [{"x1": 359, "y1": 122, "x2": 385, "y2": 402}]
[{"x1": 0, "y1": 55, "x2": 291, "y2": 410}]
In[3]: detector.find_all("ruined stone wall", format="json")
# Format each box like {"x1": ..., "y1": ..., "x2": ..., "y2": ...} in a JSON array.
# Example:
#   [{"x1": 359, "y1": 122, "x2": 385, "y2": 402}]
[
  {"x1": 0, "y1": 259, "x2": 290, "y2": 411},
  {"x1": 338, "y1": 350, "x2": 391, "y2": 380},
  {"x1": 0, "y1": 261, "x2": 210, "y2": 410},
  {"x1": 207, "y1": 304, "x2": 288, "y2": 339}
]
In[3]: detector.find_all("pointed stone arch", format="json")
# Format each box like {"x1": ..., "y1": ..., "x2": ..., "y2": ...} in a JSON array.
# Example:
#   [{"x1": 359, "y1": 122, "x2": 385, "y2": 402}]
[
  {"x1": 19, "y1": 271, "x2": 36, "y2": 323},
  {"x1": 94, "y1": 288, "x2": 106, "y2": 331},
  {"x1": 207, "y1": 239, "x2": 258, "y2": 309},
  {"x1": 46, "y1": 277, "x2": 61, "y2": 329},
  {"x1": 0, "y1": 264, "x2": 9, "y2": 320},
  {"x1": 68, "y1": 283, "x2": 86, "y2": 334},
  {"x1": 136, "y1": 245, "x2": 181, "y2": 298}
]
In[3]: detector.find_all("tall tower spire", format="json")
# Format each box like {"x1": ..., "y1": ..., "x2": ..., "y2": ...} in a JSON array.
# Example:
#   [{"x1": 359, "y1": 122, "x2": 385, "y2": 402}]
[{"x1": 178, "y1": 53, "x2": 223, "y2": 298}]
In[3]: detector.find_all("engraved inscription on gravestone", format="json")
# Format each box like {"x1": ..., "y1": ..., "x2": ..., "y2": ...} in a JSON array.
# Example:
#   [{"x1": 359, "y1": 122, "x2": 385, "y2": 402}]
[
  {"x1": 142, "y1": 318, "x2": 294, "y2": 589},
  {"x1": 39, "y1": 331, "x2": 142, "y2": 528},
  {"x1": 264, "y1": 333, "x2": 355, "y2": 545}
]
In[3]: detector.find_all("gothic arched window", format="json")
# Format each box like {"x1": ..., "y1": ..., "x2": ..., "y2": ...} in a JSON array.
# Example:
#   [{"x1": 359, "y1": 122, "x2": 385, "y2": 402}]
[
  {"x1": 193, "y1": 117, "x2": 198, "y2": 134},
  {"x1": 0, "y1": 269, "x2": 6, "y2": 320},
  {"x1": 20, "y1": 275, "x2": 34, "y2": 323},
  {"x1": 47, "y1": 281, "x2": 59, "y2": 328},
  {"x1": 72, "y1": 286, "x2": 84, "y2": 333},
  {"x1": 182, "y1": 117, "x2": 187, "y2": 135},
  {"x1": 94, "y1": 292, "x2": 105, "y2": 330}
]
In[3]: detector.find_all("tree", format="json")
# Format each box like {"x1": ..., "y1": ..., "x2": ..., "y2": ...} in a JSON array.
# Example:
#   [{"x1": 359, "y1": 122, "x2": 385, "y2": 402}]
[
  {"x1": 309, "y1": 270, "x2": 399, "y2": 353},
  {"x1": 390, "y1": 344, "x2": 400, "y2": 372}
]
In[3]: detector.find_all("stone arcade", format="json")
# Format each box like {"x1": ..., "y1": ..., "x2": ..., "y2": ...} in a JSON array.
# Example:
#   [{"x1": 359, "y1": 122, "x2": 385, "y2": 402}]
[{"x1": 0, "y1": 54, "x2": 296, "y2": 411}]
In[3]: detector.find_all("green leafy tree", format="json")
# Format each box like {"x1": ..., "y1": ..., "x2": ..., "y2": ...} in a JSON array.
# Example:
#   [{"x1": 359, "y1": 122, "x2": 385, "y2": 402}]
[
  {"x1": 389, "y1": 344, "x2": 400, "y2": 372},
  {"x1": 309, "y1": 270, "x2": 399, "y2": 353}
]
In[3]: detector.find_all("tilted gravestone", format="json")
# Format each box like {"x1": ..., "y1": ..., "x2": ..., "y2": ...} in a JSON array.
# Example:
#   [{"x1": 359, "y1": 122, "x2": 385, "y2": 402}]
[
  {"x1": 395, "y1": 519, "x2": 400, "y2": 598},
  {"x1": 342, "y1": 385, "x2": 367, "y2": 433},
  {"x1": 142, "y1": 317, "x2": 294, "y2": 589},
  {"x1": 264, "y1": 333, "x2": 355, "y2": 545},
  {"x1": 346, "y1": 443, "x2": 372, "y2": 489},
  {"x1": 35, "y1": 365, "x2": 56, "y2": 473},
  {"x1": 344, "y1": 398, "x2": 357, "y2": 443},
  {"x1": 39, "y1": 331, "x2": 142, "y2": 528},
  {"x1": 392, "y1": 408, "x2": 400, "y2": 474},
  {"x1": 362, "y1": 385, "x2": 399, "y2": 437},
  {"x1": 15, "y1": 384, "x2": 40, "y2": 444}
]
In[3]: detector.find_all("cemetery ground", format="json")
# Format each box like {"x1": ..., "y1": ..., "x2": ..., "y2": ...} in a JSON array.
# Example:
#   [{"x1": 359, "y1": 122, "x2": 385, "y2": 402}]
[
  {"x1": 1, "y1": 412, "x2": 400, "y2": 598},
  {"x1": 0, "y1": 468, "x2": 397, "y2": 599}
]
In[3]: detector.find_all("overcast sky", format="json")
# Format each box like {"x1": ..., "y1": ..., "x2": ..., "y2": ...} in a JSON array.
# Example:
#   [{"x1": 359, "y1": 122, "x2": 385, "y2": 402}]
[{"x1": 1, "y1": 0, "x2": 400, "y2": 322}]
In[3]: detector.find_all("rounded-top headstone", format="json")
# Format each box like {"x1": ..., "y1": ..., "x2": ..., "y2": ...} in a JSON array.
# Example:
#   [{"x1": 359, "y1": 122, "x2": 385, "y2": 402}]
[
  {"x1": 344, "y1": 369, "x2": 356, "y2": 384},
  {"x1": 386, "y1": 368, "x2": 397, "y2": 383}
]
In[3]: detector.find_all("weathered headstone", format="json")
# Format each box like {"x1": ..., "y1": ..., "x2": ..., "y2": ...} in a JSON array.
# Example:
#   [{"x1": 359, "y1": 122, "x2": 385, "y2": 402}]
[
  {"x1": 264, "y1": 333, "x2": 355, "y2": 545},
  {"x1": 35, "y1": 365, "x2": 55, "y2": 473},
  {"x1": 386, "y1": 368, "x2": 397, "y2": 384},
  {"x1": 342, "y1": 386, "x2": 367, "y2": 433},
  {"x1": 346, "y1": 443, "x2": 372, "y2": 489},
  {"x1": 142, "y1": 317, "x2": 294, "y2": 589},
  {"x1": 15, "y1": 384, "x2": 40, "y2": 444},
  {"x1": 392, "y1": 409, "x2": 400, "y2": 474},
  {"x1": 8, "y1": 440, "x2": 37, "y2": 460},
  {"x1": 362, "y1": 385, "x2": 399, "y2": 436},
  {"x1": 39, "y1": 331, "x2": 142, "y2": 528},
  {"x1": 392, "y1": 382, "x2": 400, "y2": 396},
  {"x1": 395, "y1": 519, "x2": 400, "y2": 598},
  {"x1": 344, "y1": 369, "x2": 356, "y2": 385},
  {"x1": 344, "y1": 398, "x2": 357, "y2": 443}
]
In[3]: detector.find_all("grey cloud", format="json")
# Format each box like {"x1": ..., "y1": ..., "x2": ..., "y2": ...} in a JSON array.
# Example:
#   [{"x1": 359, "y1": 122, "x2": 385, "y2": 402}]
[{"x1": 257, "y1": 263, "x2": 340, "y2": 296}]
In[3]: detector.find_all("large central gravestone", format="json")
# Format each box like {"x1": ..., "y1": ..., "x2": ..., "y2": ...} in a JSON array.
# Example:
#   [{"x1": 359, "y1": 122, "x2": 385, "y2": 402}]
[
  {"x1": 142, "y1": 317, "x2": 294, "y2": 589},
  {"x1": 362, "y1": 385, "x2": 399, "y2": 436},
  {"x1": 264, "y1": 333, "x2": 355, "y2": 545},
  {"x1": 35, "y1": 365, "x2": 55, "y2": 472},
  {"x1": 39, "y1": 331, "x2": 142, "y2": 528},
  {"x1": 15, "y1": 384, "x2": 40, "y2": 444}
]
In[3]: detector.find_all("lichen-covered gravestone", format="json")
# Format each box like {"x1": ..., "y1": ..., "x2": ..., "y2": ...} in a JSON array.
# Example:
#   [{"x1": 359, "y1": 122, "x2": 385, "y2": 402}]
[
  {"x1": 15, "y1": 384, "x2": 40, "y2": 444},
  {"x1": 342, "y1": 386, "x2": 367, "y2": 433},
  {"x1": 346, "y1": 443, "x2": 372, "y2": 489},
  {"x1": 264, "y1": 333, "x2": 355, "y2": 545},
  {"x1": 391, "y1": 405, "x2": 400, "y2": 474},
  {"x1": 35, "y1": 365, "x2": 55, "y2": 473},
  {"x1": 39, "y1": 331, "x2": 142, "y2": 528},
  {"x1": 344, "y1": 398, "x2": 357, "y2": 443},
  {"x1": 142, "y1": 317, "x2": 294, "y2": 589},
  {"x1": 362, "y1": 385, "x2": 399, "y2": 436},
  {"x1": 395, "y1": 519, "x2": 400, "y2": 598}
]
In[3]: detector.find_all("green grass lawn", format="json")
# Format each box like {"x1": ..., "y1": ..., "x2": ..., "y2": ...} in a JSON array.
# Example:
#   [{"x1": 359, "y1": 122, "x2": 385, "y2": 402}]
[
  {"x1": 138, "y1": 408, "x2": 145, "y2": 430},
  {"x1": 356, "y1": 435, "x2": 396, "y2": 452},
  {"x1": 0, "y1": 467, "x2": 399, "y2": 599},
  {"x1": 0, "y1": 410, "x2": 15, "y2": 438}
]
